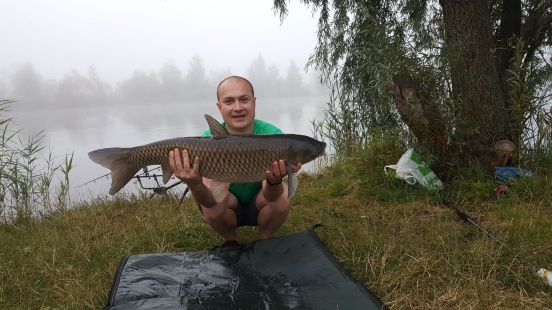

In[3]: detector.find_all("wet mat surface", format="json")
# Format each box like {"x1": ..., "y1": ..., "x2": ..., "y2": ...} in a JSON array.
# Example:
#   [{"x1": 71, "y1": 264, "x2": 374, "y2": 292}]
[{"x1": 104, "y1": 228, "x2": 388, "y2": 310}]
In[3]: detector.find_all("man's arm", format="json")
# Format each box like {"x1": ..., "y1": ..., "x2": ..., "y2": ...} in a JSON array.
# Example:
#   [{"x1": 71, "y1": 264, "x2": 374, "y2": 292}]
[{"x1": 169, "y1": 149, "x2": 217, "y2": 208}]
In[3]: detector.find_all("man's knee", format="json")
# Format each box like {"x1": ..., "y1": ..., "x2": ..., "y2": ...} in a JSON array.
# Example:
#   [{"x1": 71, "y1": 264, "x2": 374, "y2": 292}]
[
  {"x1": 260, "y1": 197, "x2": 291, "y2": 217},
  {"x1": 201, "y1": 206, "x2": 226, "y2": 222},
  {"x1": 200, "y1": 195, "x2": 237, "y2": 219},
  {"x1": 274, "y1": 198, "x2": 292, "y2": 213}
]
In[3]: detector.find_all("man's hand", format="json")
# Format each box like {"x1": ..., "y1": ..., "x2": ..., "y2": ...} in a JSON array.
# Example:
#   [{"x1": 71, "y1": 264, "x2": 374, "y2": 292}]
[
  {"x1": 265, "y1": 160, "x2": 302, "y2": 185},
  {"x1": 169, "y1": 149, "x2": 203, "y2": 188}
]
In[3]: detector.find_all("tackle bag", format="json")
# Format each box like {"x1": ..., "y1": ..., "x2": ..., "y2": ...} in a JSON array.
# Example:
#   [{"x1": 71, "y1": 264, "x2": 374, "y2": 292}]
[{"x1": 384, "y1": 148, "x2": 443, "y2": 190}]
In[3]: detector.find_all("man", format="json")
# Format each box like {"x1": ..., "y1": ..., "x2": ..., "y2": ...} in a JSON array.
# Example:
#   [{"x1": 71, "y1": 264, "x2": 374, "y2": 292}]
[{"x1": 169, "y1": 76, "x2": 302, "y2": 245}]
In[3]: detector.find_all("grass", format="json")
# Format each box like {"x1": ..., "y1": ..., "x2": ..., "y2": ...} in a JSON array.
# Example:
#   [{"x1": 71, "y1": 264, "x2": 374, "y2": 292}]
[
  {"x1": 1, "y1": 160, "x2": 551, "y2": 309},
  {"x1": 1, "y1": 99, "x2": 550, "y2": 308}
]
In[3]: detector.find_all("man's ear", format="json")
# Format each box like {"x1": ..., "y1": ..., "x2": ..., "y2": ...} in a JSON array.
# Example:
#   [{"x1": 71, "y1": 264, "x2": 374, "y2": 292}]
[{"x1": 216, "y1": 102, "x2": 221, "y2": 111}]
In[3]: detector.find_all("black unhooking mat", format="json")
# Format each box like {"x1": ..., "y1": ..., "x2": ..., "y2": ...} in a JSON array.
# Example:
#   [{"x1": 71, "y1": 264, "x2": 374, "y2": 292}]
[{"x1": 103, "y1": 227, "x2": 388, "y2": 309}]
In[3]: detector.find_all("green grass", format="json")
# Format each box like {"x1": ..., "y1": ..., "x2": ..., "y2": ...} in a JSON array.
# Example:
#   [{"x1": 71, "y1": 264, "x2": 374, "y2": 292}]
[{"x1": 1, "y1": 164, "x2": 551, "y2": 309}]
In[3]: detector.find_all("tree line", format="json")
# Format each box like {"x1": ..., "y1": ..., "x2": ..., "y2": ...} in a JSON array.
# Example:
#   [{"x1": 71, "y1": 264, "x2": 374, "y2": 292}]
[{"x1": 0, "y1": 54, "x2": 327, "y2": 109}]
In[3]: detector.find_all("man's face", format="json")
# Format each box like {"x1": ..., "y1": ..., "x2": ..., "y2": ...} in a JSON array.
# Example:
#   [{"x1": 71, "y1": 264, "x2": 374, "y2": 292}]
[{"x1": 216, "y1": 78, "x2": 256, "y2": 134}]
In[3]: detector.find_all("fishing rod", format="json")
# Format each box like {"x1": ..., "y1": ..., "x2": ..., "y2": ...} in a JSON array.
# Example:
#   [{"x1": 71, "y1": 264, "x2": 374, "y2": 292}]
[
  {"x1": 75, "y1": 172, "x2": 112, "y2": 188},
  {"x1": 76, "y1": 166, "x2": 163, "y2": 189},
  {"x1": 441, "y1": 199, "x2": 551, "y2": 287},
  {"x1": 76, "y1": 165, "x2": 190, "y2": 207}
]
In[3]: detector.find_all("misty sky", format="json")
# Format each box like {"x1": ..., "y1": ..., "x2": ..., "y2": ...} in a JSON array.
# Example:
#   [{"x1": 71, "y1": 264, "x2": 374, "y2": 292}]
[{"x1": 1, "y1": 0, "x2": 319, "y2": 84}]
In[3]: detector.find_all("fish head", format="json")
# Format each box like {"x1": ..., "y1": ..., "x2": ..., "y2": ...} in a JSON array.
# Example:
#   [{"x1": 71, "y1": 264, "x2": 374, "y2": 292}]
[{"x1": 287, "y1": 136, "x2": 326, "y2": 165}]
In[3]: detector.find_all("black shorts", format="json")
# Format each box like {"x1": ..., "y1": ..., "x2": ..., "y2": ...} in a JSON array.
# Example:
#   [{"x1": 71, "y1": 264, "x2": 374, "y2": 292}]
[{"x1": 198, "y1": 191, "x2": 260, "y2": 227}]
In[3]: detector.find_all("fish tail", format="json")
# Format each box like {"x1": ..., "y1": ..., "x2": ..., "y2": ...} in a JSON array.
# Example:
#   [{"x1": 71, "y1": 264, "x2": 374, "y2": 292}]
[
  {"x1": 88, "y1": 148, "x2": 139, "y2": 195},
  {"x1": 286, "y1": 166, "x2": 299, "y2": 198}
]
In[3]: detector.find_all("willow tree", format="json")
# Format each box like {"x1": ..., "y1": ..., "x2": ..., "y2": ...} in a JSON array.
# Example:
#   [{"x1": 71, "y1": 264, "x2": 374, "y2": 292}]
[{"x1": 274, "y1": 0, "x2": 551, "y2": 171}]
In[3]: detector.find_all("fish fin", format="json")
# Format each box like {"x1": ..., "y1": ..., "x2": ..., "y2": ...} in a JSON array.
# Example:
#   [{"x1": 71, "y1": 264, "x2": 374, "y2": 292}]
[
  {"x1": 88, "y1": 148, "x2": 139, "y2": 195},
  {"x1": 204, "y1": 114, "x2": 229, "y2": 137},
  {"x1": 161, "y1": 164, "x2": 174, "y2": 184},
  {"x1": 287, "y1": 166, "x2": 299, "y2": 198},
  {"x1": 210, "y1": 180, "x2": 230, "y2": 203}
]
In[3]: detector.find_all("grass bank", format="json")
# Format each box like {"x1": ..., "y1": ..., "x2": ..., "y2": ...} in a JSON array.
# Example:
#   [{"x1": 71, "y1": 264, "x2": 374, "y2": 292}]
[{"x1": 1, "y1": 159, "x2": 551, "y2": 309}]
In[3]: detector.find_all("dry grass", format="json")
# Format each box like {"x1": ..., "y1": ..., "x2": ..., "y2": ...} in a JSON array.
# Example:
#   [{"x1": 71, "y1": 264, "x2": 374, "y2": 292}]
[{"x1": 310, "y1": 199, "x2": 552, "y2": 309}]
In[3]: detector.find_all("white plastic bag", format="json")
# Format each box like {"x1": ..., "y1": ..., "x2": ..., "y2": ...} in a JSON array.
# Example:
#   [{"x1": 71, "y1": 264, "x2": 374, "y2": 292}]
[
  {"x1": 384, "y1": 148, "x2": 443, "y2": 190},
  {"x1": 538, "y1": 268, "x2": 552, "y2": 287}
]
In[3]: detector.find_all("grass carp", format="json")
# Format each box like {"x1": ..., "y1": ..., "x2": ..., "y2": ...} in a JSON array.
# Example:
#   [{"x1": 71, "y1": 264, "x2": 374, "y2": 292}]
[{"x1": 88, "y1": 114, "x2": 326, "y2": 201}]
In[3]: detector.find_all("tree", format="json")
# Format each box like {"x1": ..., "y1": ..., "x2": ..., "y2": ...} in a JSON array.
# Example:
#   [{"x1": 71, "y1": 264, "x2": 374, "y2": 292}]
[
  {"x1": 284, "y1": 60, "x2": 304, "y2": 96},
  {"x1": 57, "y1": 67, "x2": 112, "y2": 106},
  {"x1": 184, "y1": 55, "x2": 209, "y2": 101},
  {"x1": 159, "y1": 60, "x2": 184, "y2": 101},
  {"x1": 117, "y1": 70, "x2": 160, "y2": 103},
  {"x1": 247, "y1": 54, "x2": 269, "y2": 96},
  {"x1": 266, "y1": 64, "x2": 282, "y2": 96},
  {"x1": 209, "y1": 68, "x2": 233, "y2": 95},
  {"x1": 11, "y1": 62, "x2": 43, "y2": 102},
  {"x1": 57, "y1": 69, "x2": 94, "y2": 105},
  {"x1": 274, "y1": 0, "x2": 552, "y2": 171},
  {"x1": 87, "y1": 66, "x2": 112, "y2": 104},
  {"x1": 247, "y1": 54, "x2": 282, "y2": 97}
]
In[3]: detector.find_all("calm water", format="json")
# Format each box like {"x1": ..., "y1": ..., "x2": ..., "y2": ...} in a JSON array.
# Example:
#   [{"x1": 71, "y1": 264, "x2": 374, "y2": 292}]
[{"x1": 11, "y1": 95, "x2": 329, "y2": 203}]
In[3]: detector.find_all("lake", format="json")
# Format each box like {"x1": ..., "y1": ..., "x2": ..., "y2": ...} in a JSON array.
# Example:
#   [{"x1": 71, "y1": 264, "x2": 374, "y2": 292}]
[{"x1": 10, "y1": 95, "x2": 330, "y2": 203}]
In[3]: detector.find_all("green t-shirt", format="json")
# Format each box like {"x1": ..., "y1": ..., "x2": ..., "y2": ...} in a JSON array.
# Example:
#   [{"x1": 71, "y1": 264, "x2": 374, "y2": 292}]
[{"x1": 201, "y1": 119, "x2": 283, "y2": 204}]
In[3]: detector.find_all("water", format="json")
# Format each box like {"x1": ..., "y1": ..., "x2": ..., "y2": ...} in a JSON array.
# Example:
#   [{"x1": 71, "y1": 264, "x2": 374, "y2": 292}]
[{"x1": 10, "y1": 95, "x2": 329, "y2": 203}]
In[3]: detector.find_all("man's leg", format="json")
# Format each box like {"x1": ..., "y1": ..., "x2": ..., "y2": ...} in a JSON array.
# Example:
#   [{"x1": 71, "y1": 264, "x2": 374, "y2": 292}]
[
  {"x1": 255, "y1": 184, "x2": 291, "y2": 240},
  {"x1": 200, "y1": 194, "x2": 239, "y2": 241}
]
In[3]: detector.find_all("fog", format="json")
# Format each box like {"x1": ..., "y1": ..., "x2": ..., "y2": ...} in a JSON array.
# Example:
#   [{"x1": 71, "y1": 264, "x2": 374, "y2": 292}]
[
  {"x1": 1, "y1": 0, "x2": 319, "y2": 86},
  {"x1": 1, "y1": 0, "x2": 329, "y2": 141},
  {"x1": 0, "y1": 1, "x2": 330, "y2": 199}
]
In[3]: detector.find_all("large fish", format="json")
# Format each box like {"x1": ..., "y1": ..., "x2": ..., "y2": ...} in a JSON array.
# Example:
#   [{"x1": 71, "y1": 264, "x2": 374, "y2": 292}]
[{"x1": 88, "y1": 114, "x2": 326, "y2": 201}]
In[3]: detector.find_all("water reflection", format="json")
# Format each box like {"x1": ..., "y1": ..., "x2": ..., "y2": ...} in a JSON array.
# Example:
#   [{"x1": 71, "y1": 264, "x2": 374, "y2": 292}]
[{"x1": 10, "y1": 95, "x2": 329, "y2": 201}]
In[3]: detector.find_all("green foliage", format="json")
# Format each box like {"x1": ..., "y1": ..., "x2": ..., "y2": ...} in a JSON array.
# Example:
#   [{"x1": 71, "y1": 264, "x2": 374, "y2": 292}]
[
  {"x1": 0, "y1": 100, "x2": 73, "y2": 223},
  {"x1": 305, "y1": 6, "x2": 406, "y2": 157},
  {"x1": 315, "y1": 126, "x2": 444, "y2": 202},
  {"x1": 277, "y1": 0, "x2": 448, "y2": 158},
  {"x1": 503, "y1": 38, "x2": 552, "y2": 171},
  {"x1": 275, "y1": 0, "x2": 552, "y2": 169},
  {"x1": 444, "y1": 160, "x2": 500, "y2": 201}
]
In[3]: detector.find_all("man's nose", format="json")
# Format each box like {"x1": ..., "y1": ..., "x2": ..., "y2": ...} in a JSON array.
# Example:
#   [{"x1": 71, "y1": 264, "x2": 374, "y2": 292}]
[{"x1": 233, "y1": 100, "x2": 243, "y2": 110}]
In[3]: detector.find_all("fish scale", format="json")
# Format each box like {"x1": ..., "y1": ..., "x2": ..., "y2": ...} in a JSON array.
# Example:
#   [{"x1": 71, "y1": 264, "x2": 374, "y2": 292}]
[
  {"x1": 89, "y1": 114, "x2": 326, "y2": 196},
  {"x1": 127, "y1": 137, "x2": 284, "y2": 182}
]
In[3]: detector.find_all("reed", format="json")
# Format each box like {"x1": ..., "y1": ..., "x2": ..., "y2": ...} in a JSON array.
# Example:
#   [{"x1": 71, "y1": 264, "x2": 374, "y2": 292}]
[{"x1": 0, "y1": 100, "x2": 73, "y2": 223}]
